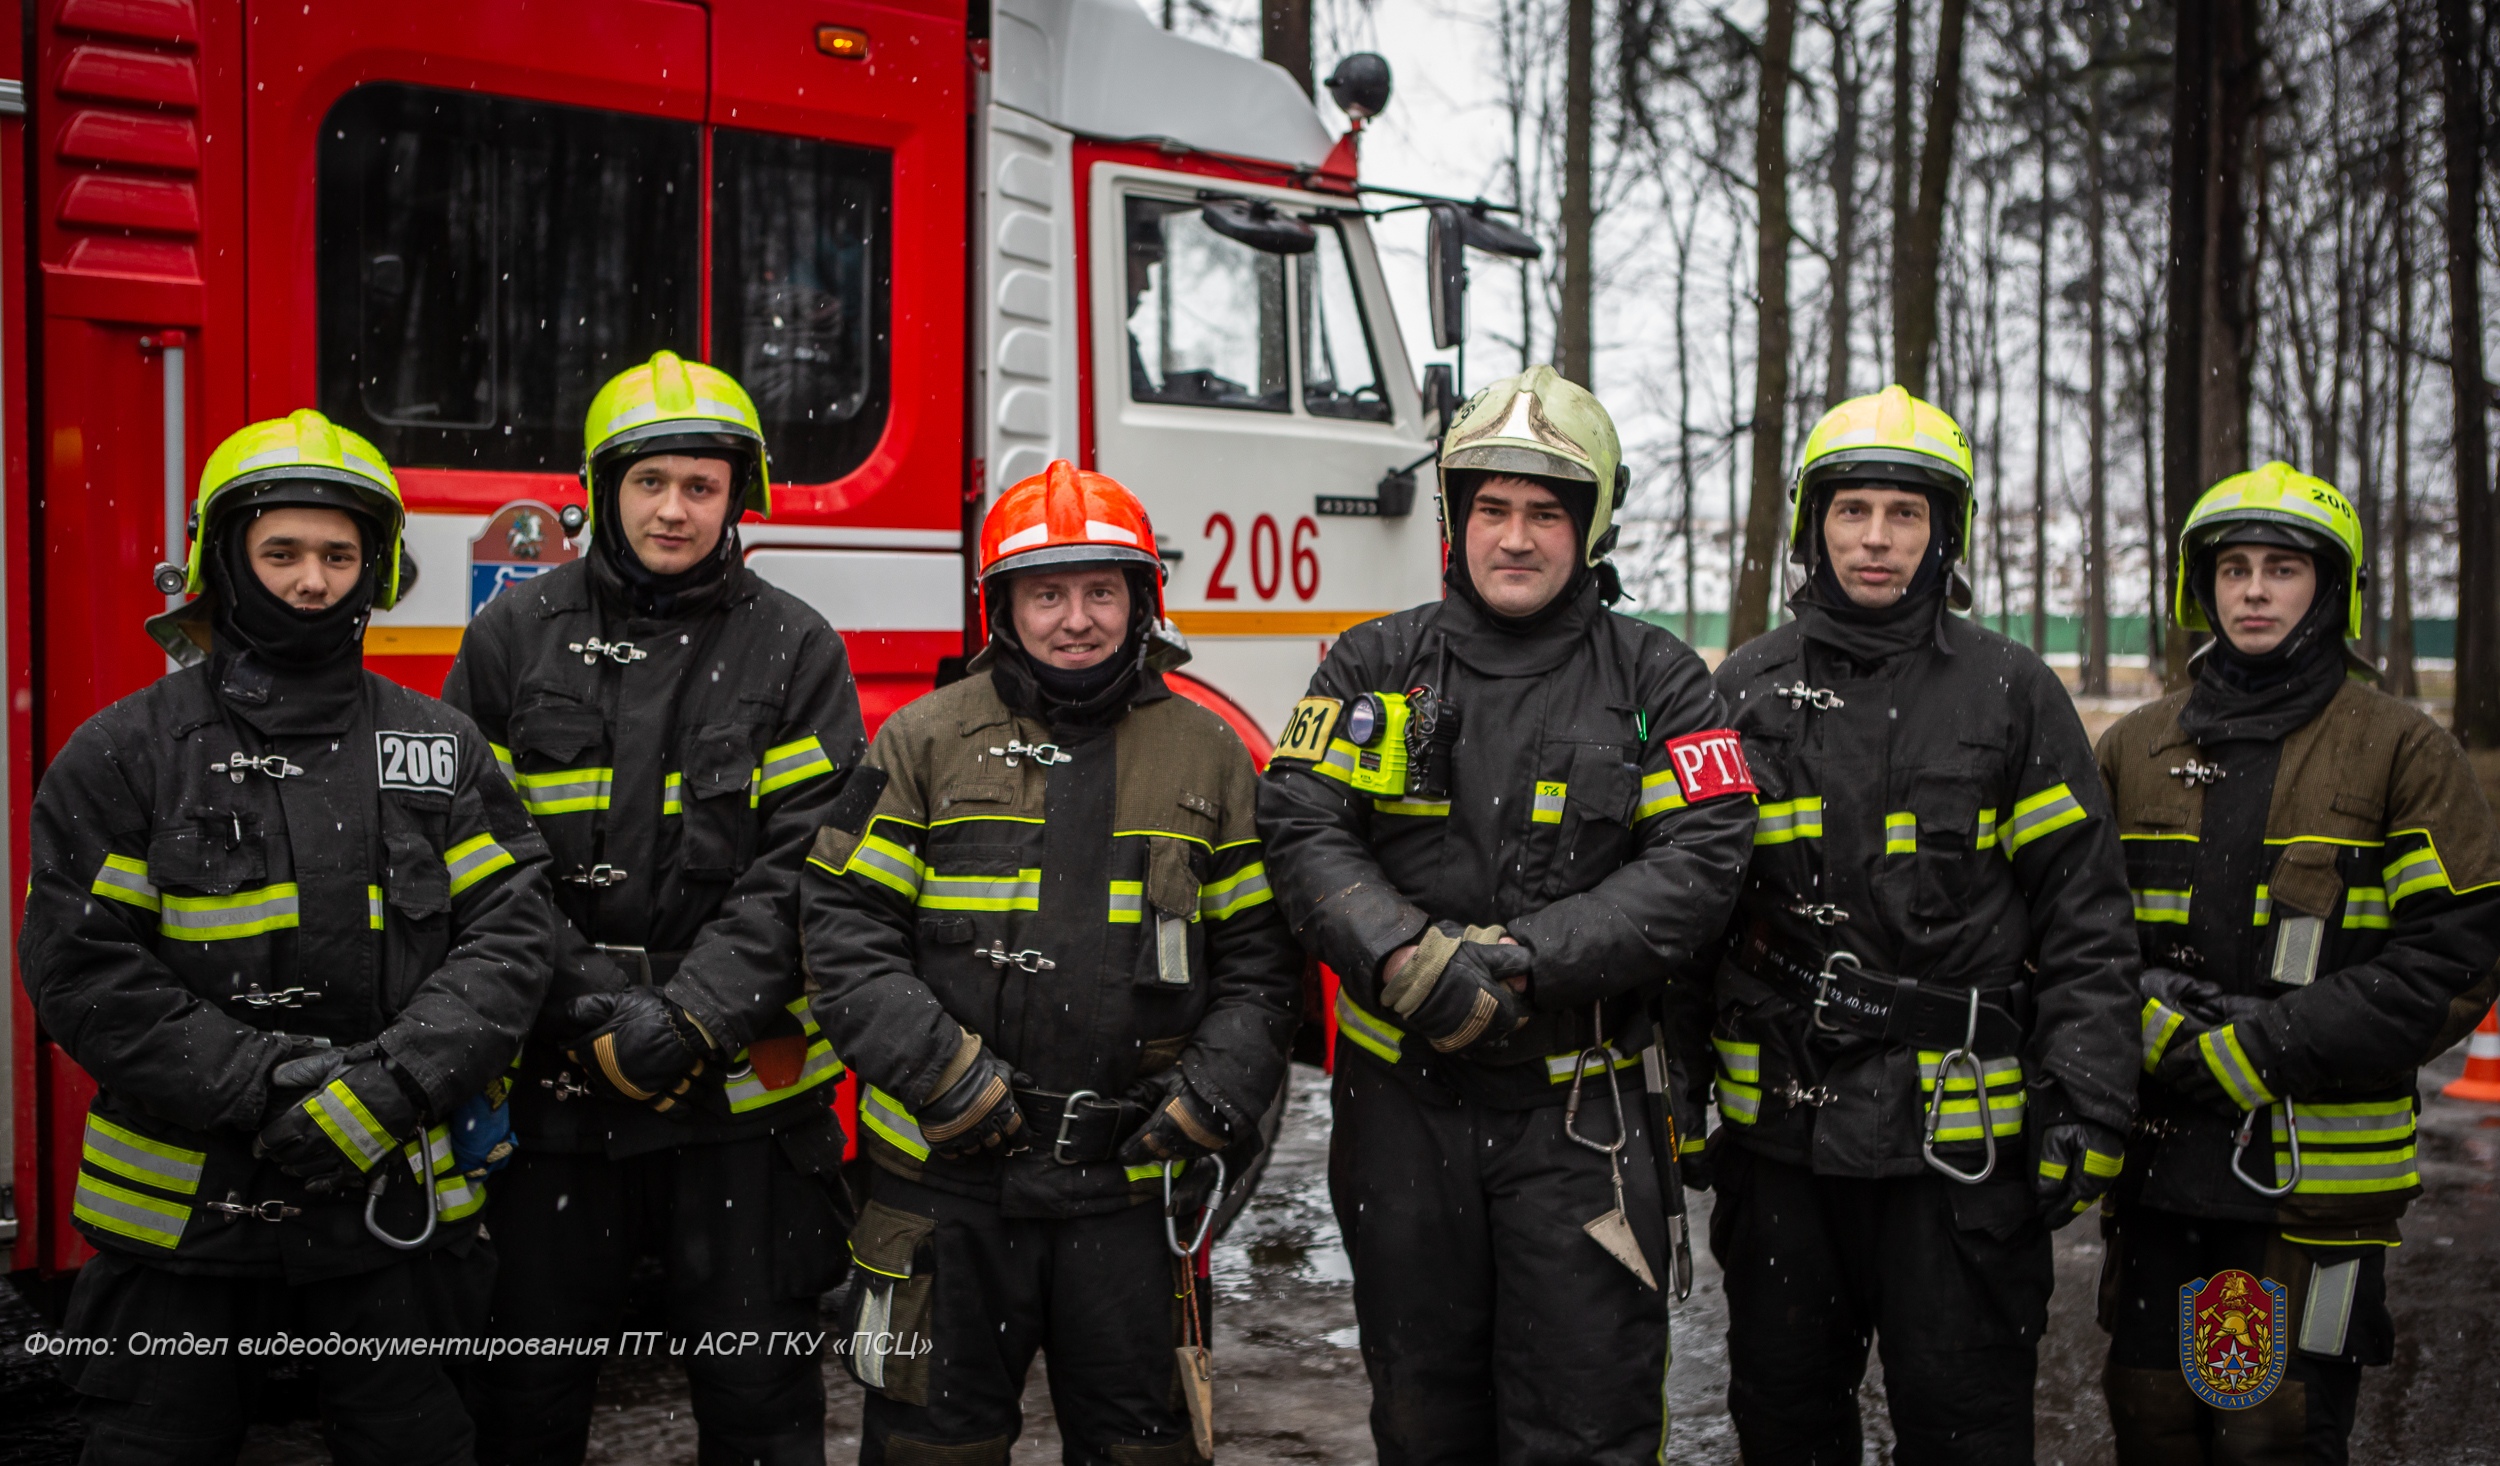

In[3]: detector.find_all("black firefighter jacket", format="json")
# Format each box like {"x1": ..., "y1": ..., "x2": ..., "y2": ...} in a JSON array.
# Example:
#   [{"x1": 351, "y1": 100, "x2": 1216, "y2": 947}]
[
  {"x1": 1257, "y1": 585, "x2": 1758, "y2": 1110},
  {"x1": 800, "y1": 659, "x2": 1301, "y2": 1219},
  {"x1": 442, "y1": 557, "x2": 864, "y2": 1157},
  {"x1": 21, "y1": 656, "x2": 553, "y2": 1279},
  {"x1": 1702, "y1": 612, "x2": 2140, "y2": 1187},
  {"x1": 2099, "y1": 678, "x2": 2500, "y2": 1234}
]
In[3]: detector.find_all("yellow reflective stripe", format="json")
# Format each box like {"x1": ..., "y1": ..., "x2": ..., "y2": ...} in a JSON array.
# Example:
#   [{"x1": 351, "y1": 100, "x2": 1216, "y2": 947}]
[
  {"x1": 367, "y1": 884, "x2": 385, "y2": 930},
  {"x1": 1372, "y1": 798, "x2": 1452, "y2": 817},
  {"x1": 1884, "y1": 811, "x2": 1918, "y2": 855},
  {"x1": 1109, "y1": 879, "x2": 1145, "y2": 924},
  {"x1": 2142, "y1": 999, "x2": 2188, "y2": 1074},
  {"x1": 1711, "y1": 1035, "x2": 1761, "y2": 1084},
  {"x1": 1916, "y1": 1052, "x2": 2024, "y2": 1092},
  {"x1": 1635, "y1": 768, "x2": 1686, "y2": 820},
  {"x1": 81, "y1": 1114, "x2": 205, "y2": 1195},
  {"x1": 724, "y1": 1039, "x2": 845, "y2": 1113},
  {"x1": 2084, "y1": 1148, "x2": 2124, "y2": 1177},
  {"x1": 1546, "y1": 1047, "x2": 1640, "y2": 1084},
  {"x1": 2005, "y1": 782, "x2": 2087, "y2": 853},
  {"x1": 1716, "y1": 1075, "x2": 1761, "y2": 1125},
  {"x1": 663, "y1": 771, "x2": 683, "y2": 817},
  {"x1": 758, "y1": 736, "x2": 836, "y2": 796},
  {"x1": 2199, "y1": 1026, "x2": 2275, "y2": 1109},
  {"x1": 92, "y1": 853, "x2": 160, "y2": 912},
  {"x1": 74, "y1": 1173, "x2": 190, "y2": 1249},
  {"x1": 1334, "y1": 991, "x2": 1405, "y2": 1064},
  {"x1": 2253, "y1": 885, "x2": 2272, "y2": 927},
  {"x1": 1976, "y1": 807, "x2": 1999, "y2": 851},
  {"x1": 1200, "y1": 862, "x2": 1272, "y2": 920},
  {"x1": 2382, "y1": 844, "x2": 2450, "y2": 905},
  {"x1": 158, "y1": 884, "x2": 300, "y2": 941},
  {"x1": 2271, "y1": 1098, "x2": 2418, "y2": 1145},
  {"x1": 2133, "y1": 887, "x2": 2192, "y2": 925},
  {"x1": 860, "y1": 1085, "x2": 930, "y2": 1161},
  {"x1": 843, "y1": 831, "x2": 928, "y2": 899},
  {"x1": 514, "y1": 765, "x2": 613, "y2": 816},
  {"x1": 489, "y1": 742, "x2": 517, "y2": 783},
  {"x1": 1531, "y1": 780, "x2": 1567, "y2": 825},
  {"x1": 1126, "y1": 1156, "x2": 1185, "y2": 1184},
  {"x1": 306, "y1": 1079, "x2": 397, "y2": 1172},
  {"x1": 2267, "y1": 1099, "x2": 2423, "y2": 1194},
  {"x1": 1753, "y1": 796, "x2": 1825, "y2": 845},
  {"x1": 919, "y1": 869, "x2": 1041, "y2": 912},
  {"x1": 2342, "y1": 886, "x2": 2389, "y2": 929},
  {"x1": 1927, "y1": 1087, "x2": 2025, "y2": 1140},
  {"x1": 445, "y1": 833, "x2": 516, "y2": 897}
]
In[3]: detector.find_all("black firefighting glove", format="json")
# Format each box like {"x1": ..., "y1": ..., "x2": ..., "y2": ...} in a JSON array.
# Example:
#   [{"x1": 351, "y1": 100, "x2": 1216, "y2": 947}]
[
  {"x1": 2033, "y1": 1118, "x2": 2126, "y2": 1228},
  {"x1": 1118, "y1": 1069, "x2": 1233, "y2": 1166},
  {"x1": 917, "y1": 1033, "x2": 1026, "y2": 1160},
  {"x1": 564, "y1": 990, "x2": 718, "y2": 1113},
  {"x1": 253, "y1": 1046, "x2": 426, "y2": 1192},
  {"x1": 1382, "y1": 922, "x2": 1533, "y2": 1057},
  {"x1": 2154, "y1": 1021, "x2": 2279, "y2": 1117}
]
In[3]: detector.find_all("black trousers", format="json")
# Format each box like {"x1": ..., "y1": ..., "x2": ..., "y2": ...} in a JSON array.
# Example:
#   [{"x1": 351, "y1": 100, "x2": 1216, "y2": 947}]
[
  {"x1": 1708, "y1": 1145, "x2": 2053, "y2": 1466},
  {"x1": 1328, "y1": 1057, "x2": 1669, "y2": 1466},
  {"x1": 463, "y1": 1134, "x2": 848, "y2": 1466},
  {"x1": 2102, "y1": 1206, "x2": 2386, "y2": 1466},
  {"x1": 852, "y1": 1170, "x2": 1198, "y2": 1466},
  {"x1": 59, "y1": 1243, "x2": 493, "y2": 1466}
]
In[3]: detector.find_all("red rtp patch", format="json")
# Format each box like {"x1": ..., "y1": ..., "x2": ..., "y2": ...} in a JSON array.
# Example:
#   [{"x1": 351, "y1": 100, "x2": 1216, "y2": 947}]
[{"x1": 1666, "y1": 730, "x2": 1757, "y2": 802}]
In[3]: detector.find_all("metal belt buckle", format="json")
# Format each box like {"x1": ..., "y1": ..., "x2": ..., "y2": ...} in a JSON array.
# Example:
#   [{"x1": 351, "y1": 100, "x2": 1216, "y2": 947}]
[
  {"x1": 1810, "y1": 950, "x2": 1860, "y2": 1032},
  {"x1": 1053, "y1": 1089, "x2": 1104, "y2": 1165}
]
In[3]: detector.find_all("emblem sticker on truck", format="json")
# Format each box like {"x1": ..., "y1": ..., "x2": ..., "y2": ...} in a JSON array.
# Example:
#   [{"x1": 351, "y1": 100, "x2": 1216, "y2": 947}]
[{"x1": 377, "y1": 732, "x2": 460, "y2": 794}]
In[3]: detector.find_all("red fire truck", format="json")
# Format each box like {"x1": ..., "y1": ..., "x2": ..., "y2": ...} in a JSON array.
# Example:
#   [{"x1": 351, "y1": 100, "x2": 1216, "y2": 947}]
[{"x1": 4, "y1": 0, "x2": 1469, "y2": 1281}]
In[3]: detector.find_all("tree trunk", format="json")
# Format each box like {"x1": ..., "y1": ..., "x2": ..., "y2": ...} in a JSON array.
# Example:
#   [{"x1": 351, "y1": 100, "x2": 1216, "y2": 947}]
[
  {"x1": 1557, "y1": 0, "x2": 1597, "y2": 385},
  {"x1": 2084, "y1": 14, "x2": 2110, "y2": 696},
  {"x1": 1890, "y1": 0, "x2": 1913, "y2": 385},
  {"x1": 2141, "y1": 321, "x2": 2163, "y2": 666},
  {"x1": 1261, "y1": 0, "x2": 1313, "y2": 97},
  {"x1": 1892, "y1": 0, "x2": 1969, "y2": 397},
  {"x1": 1674, "y1": 201, "x2": 1699, "y2": 644},
  {"x1": 2438, "y1": 0, "x2": 2498, "y2": 742},
  {"x1": 2202, "y1": 0, "x2": 2258, "y2": 485},
  {"x1": 1734, "y1": 0, "x2": 1798, "y2": 651},
  {"x1": 1827, "y1": 6, "x2": 1863, "y2": 405},
  {"x1": 2030, "y1": 5, "x2": 2052, "y2": 658},
  {"x1": 2161, "y1": 0, "x2": 2214, "y2": 686},
  {"x1": 2392, "y1": 3, "x2": 2419, "y2": 700}
]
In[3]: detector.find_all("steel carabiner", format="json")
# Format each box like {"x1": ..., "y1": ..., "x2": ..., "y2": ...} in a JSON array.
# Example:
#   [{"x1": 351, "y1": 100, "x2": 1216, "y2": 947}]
[
  {"x1": 1163, "y1": 1153, "x2": 1229, "y2": 1259},
  {"x1": 2231, "y1": 1101, "x2": 2302, "y2": 1198},
  {"x1": 1920, "y1": 986, "x2": 1999, "y2": 1185},
  {"x1": 1562, "y1": 1045, "x2": 1630, "y2": 1156},
  {"x1": 365, "y1": 1129, "x2": 442, "y2": 1251}
]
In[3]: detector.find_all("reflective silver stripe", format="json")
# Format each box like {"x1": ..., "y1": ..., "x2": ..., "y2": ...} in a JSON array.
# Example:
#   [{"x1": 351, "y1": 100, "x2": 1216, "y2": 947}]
[
  {"x1": 73, "y1": 1175, "x2": 189, "y2": 1249},
  {"x1": 1200, "y1": 863, "x2": 1271, "y2": 920},
  {"x1": 1333, "y1": 991, "x2": 1405, "y2": 1064},
  {"x1": 1108, "y1": 881, "x2": 1145, "y2": 923},
  {"x1": 2300, "y1": 1259, "x2": 2361, "y2": 1354},
  {"x1": 758, "y1": 736, "x2": 835, "y2": 794},
  {"x1": 2342, "y1": 886, "x2": 2389, "y2": 928},
  {"x1": 2383, "y1": 845, "x2": 2449, "y2": 903},
  {"x1": 1716, "y1": 1076, "x2": 1762, "y2": 1124},
  {"x1": 1918, "y1": 1053, "x2": 2023, "y2": 1090},
  {"x1": 847, "y1": 836, "x2": 926, "y2": 897},
  {"x1": 2269, "y1": 1103, "x2": 2416, "y2": 1143},
  {"x1": 306, "y1": 1080, "x2": 396, "y2": 1171},
  {"x1": 724, "y1": 1040, "x2": 844, "y2": 1113},
  {"x1": 1545, "y1": 1047, "x2": 1639, "y2": 1083},
  {"x1": 444, "y1": 835, "x2": 515, "y2": 896},
  {"x1": 1530, "y1": 781, "x2": 1567, "y2": 824},
  {"x1": 514, "y1": 768, "x2": 614, "y2": 816},
  {"x1": 860, "y1": 1086, "x2": 930, "y2": 1160},
  {"x1": 1884, "y1": 811, "x2": 1918, "y2": 854},
  {"x1": 2133, "y1": 887, "x2": 2192, "y2": 924},
  {"x1": 2005, "y1": 783, "x2": 2087, "y2": 852},
  {"x1": 1711, "y1": 1035, "x2": 1761, "y2": 1083},
  {"x1": 1753, "y1": 797, "x2": 1825, "y2": 845},
  {"x1": 2252, "y1": 886, "x2": 2272, "y2": 926},
  {"x1": 81, "y1": 1115, "x2": 205, "y2": 1195},
  {"x1": 1315, "y1": 741, "x2": 1362, "y2": 783},
  {"x1": 91, "y1": 855, "x2": 160, "y2": 911},
  {"x1": 490, "y1": 742, "x2": 517, "y2": 783},
  {"x1": 918, "y1": 871, "x2": 1042, "y2": 911},
  {"x1": 2141, "y1": 1000, "x2": 2188, "y2": 1073},
  {"x1": 158, "y1": 885, "x2": 300, "y2": 940}
]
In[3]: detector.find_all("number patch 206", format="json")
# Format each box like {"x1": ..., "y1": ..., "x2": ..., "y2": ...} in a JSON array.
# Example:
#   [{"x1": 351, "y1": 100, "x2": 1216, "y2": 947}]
[{"x1": 377, "y1": 731, "x2": 460, "y2": 793}]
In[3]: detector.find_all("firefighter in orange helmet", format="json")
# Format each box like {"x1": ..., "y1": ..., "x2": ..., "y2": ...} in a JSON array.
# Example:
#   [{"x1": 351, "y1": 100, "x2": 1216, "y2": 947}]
[{"x1": 800, "y1": 460, "x2": 1299, "y2": 1464}]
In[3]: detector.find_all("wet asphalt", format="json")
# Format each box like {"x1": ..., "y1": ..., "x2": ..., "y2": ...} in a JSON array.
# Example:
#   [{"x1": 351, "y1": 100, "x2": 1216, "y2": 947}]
[{"x1": 3, "y1": 1047, "x2": 2494, "y2": 1464}]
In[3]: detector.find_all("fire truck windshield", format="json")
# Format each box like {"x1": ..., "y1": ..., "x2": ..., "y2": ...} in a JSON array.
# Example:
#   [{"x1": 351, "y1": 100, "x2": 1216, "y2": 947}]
[{"x1": 1122, "y1": 196, "x2": 1289, "y2": 413}]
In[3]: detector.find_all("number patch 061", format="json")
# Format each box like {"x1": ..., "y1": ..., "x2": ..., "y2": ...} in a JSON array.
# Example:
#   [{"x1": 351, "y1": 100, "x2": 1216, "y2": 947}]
[{"x1": 377, "y1": 731, "x2": 460, "y2": 793}]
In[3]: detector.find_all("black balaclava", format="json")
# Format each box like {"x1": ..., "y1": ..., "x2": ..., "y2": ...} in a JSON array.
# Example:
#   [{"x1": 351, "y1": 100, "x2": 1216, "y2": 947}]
[
  {"x1": 2179, "y1": 536, "x2": 2351, "y2": 745},
  {"x1": 585, "y1": 445, "x2": 752, "y2": 619},
  {"x1": 1790, "y1": 480, "x2": 1958, "y2": 664},
  {"x1": 985, "y1": 564, "x2": 1162, "y2": 726},
  {"x1": 1440, "y1": 471, "x2": 1614, "y2": 634},
  {"x1": 205, "y1": 496, "x2": 383, "y2": 730}
]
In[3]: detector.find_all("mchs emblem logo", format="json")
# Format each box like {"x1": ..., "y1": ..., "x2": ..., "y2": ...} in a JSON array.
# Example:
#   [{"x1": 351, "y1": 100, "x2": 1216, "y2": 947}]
[
  {"x1": 2179, "y1": 1268, "x2": 2288, "y2": 1409},
  {"x1": 469, "y1": 500, "x2": 580, "y2": 618}
]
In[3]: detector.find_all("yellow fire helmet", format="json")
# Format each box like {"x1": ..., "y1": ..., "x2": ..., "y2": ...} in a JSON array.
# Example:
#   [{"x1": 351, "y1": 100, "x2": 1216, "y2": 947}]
[
  {"x1": 2173, "y1": 461, "x2": 2365, "y2": 640},
  {"x1": 184, "y1": 409, "x2": 408, "y2": 608},
  {"x1": 1791, "y1": 385, "x2": 1976, "y2": 561},
  {"x1": 1438, "y1": 364, "x2": 1625, "y2": 566},
  {"x1": 581, "y1": 350, "x2": 771, "y2": 525}
]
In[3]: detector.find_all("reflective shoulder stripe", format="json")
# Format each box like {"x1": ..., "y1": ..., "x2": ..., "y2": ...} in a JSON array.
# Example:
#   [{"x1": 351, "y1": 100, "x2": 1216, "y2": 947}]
[
  {"x1": 1753, "y1": 796, "x2": 1825, "y2": 845},
  {"x1": 1715, "y1": 1075, "x2": 1761, "y2": 1125},
  {"x1": 2382, "y1": 842, "x2": 2451, "y2": 905},
  {"x1": 2133, "y1": 887, "x2": 2192, "y2": 925},
  {"x1": 1545, "y1": 1046, "x2": 1640, "y2": 1084},
  {"x1": 82, "y1": 1114, "x2": 206, "y2": 1195},
  {"x1": 2199, "y1": 1026, "x2": 2276, "y2": 1110},
  {"x1": 724, "y1": 1038, "x2": 845, "y2": 1113},
  {"x1": 92, "y1": 853, "x2": 160, "y2": 912},
  {"x1": 2342, "y1": 886, "x2": 2390, "y2": 929},
  {"x1": 1200, "y1": 862, "x2": 1272, "y2": 920},
  {"x1": 445, "y1": 833, "x2": 517, "y2": 897},
  {"x1": 919, "y1": 869, "x2": 1042, "y2": 912},
  {"x1": 860, "y1": 1085, "x2": 930, "y2": 1161},
  {"x1": 1334, "y1": 991, "x2": 1405, "y2": 1064},
  {"x1": 1635, "y1": 768, "x2": 1686, "y2": 821},
  {"x1": 758, "y1": 735, "x2": 836, "y2": 796},
  {"x1": 2005, "y1": 782, "x2": 2088, "y2": 853},
  {"x1": 368, "y1": 884, "x2": 386, "y2": 931},
  {"x1": 74, "y1": 1173, "x2": 190, "y2": 1249},
  {"x1": 1711, "y1": 1035, "x2": 1761, "y2": 1084},
  {"x1": 1109, "y1": 879, "x2": 1145, "y2": 924},
  {"x1": 1884, "y1": 811, "x2": 1918, "y2": 855},
  {"x1": 1372, "y1": 798, "x2": 1452, "y2": 817},
  {"x1": 839, "y1": 827, "x2": 928, "y2": 899},
  {"x1": 663, "y1": 771, "x2": 684, "y2": 817},
  {"x1": 1530, "y1": 781, "x2": 1567, "y2": 825},
  {"x1": 489, "y1": 742, "x2": 517, "y2": 783},
  {"x1": 159, "y1": 884, "x2": 301, "y2": 941},
  {"x1": 2141, "y1": 999, "x2": 2188, "y2": 1074},
  {"x1": 306, "y1": 1079, "x2": 397, "y2": 1172},
  {"x1": 514, "y1": 766, "x2": 615, "y2": 817}
]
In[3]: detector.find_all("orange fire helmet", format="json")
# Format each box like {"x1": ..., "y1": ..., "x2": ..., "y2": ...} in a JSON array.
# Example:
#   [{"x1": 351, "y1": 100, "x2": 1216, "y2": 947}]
[{"x1": 977, "y1": 459, "x2": 1164, "y2": 622}]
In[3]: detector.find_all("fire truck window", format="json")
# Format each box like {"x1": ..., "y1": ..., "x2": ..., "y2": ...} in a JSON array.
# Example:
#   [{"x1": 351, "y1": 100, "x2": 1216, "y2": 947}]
[
  {"x1": 318, "y1": 85, "x2": 700, "y2": 471},
  {"x1": 1124, "y1": 197, "x2": 1288, "y2": 413},
  {"x1": 713, "y1": 130, "x2": 891, "y2": 485},
  {"x1": 1299, "y1": 220, "x2": 1393, "y2": 423}
]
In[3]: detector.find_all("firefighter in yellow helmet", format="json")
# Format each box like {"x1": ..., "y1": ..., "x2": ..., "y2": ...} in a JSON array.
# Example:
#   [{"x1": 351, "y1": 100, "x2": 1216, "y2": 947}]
[
  {"x1": 1698, "y1": 386, "x2": 2140, "y2": 1461},
  {"x1": 2095, "y1": 464, "x2": 2500, "y2": 1462},
  {"x1": 1259, "y1": 367, "x2": 1758, "y2": 1462},
  {"x1": 443, "y1": 352, "x2": 865, "y2": 1464},
  {"x1": 23, "y1": 410, "x2": 553, "y2": 1462}
]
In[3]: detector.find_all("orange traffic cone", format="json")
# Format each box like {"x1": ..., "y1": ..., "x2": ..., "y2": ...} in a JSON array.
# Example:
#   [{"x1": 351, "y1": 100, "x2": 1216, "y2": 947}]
[{"x1": 2444, "y1": 1005, "x2": 2500, "y2": 1103}]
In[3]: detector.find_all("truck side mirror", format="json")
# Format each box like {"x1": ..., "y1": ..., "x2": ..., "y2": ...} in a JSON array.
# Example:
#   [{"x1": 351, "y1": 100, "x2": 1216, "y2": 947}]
[
  {"x1": 1426, "y1": 204, "x2": 1467, "y2": 351},
  {"x1": 1420, "y1": 363, "x2": 1458, "y2": 441}
]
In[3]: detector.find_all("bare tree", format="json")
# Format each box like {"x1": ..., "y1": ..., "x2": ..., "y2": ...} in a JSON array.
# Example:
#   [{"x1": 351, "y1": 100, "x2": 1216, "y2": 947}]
[
  {"x1": 1263, "y1": 0, "x2": 1313, "y2": 93},
  {"x1": 1734, "y1": 0, "x2": 1799, "y2": 649},
  {"x1": 2438, "y1": 0, "x2": 2497, "y2": 742},
  {"x1": 2084, "y1": 5, "x2": 2113, "y2": 695},
  {"x1": 1893, "y1": 0, "x2": 1970, "y2": 396},
  {"x1": 2162, "y1": 0, "x2": 2214, "y2": 685},
  {"x1": 1823, "y1": 0, "x2": 1867, "y2": 402},
  {"x1": 1558, "y1": 0, "x2": 1598, "y2": 383}
]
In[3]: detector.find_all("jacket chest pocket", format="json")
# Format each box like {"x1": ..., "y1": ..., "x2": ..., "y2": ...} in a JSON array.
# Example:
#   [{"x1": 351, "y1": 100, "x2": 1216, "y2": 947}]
[
  {"x1": 508, "y1": 697, "x2": 611, "y2": 822},
  {"x1": 1130, "y1": 835, "x2": 1208, "y2": 990},
  {"x1": 1542, "y1": 741, "x2": 1637, "y2": 895},
  {"x1": 679, "y1": 720, "x2": 763, "y2": 880},
  {"x1": 1875, "y1": 765, "x2": 1996, "y2": 924},
  {"x1": 146, "y1": 824, "x2": 288, "y2": 955},
  {"x1": 379, "y1": 792, "x2": 453, "y2": 922},
  {"x1": 148, "y1": 823, "x2": 269, "y2": 895}
]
